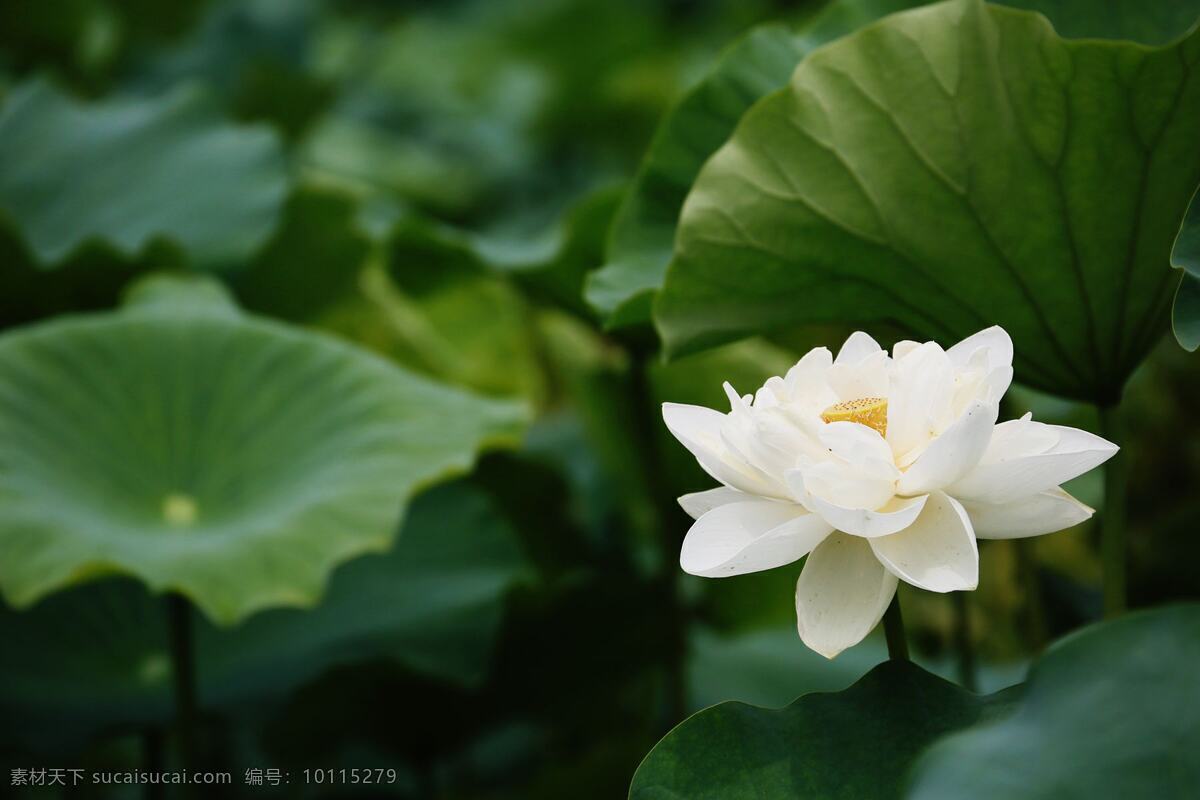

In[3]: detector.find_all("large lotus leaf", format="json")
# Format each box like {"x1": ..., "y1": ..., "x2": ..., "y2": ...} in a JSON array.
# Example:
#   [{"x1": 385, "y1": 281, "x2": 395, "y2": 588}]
[
  {"x1": 587, "y1": 1, "x2": 951, "y2": 330},
  {"x1": 655, "y1": 0, "x2": 1200, "y2": 401},
  {"x1": 584, "y1": 24, "x2": 806, "y2": 329},
  {"x1": 0, "y1": 481, "x2": 529, "y2": 749},
  {"x1": 687, "y1": 626, "x2": 882, "y2": 712},
  {"x1": 1000, "y1": 0, "x2": 1200, "y2": 43},
  {"x1": 0, "y1": 276, "x2": 526, "y2": 623},
  {"x1": 0, "y1": 78, "x2": 287, "y2": 268},
  {"x1": 583, "y1": 0, "x2": 1181, "y2": 331},
  {"x1": 630, "y1": 659, "x2": 1017, "y2": 799},
  {"x1": 907, "y1": 604, "x2": 1200, "y2": 799},
  {"x1": 1172, "y1": 191, "x2": 1200, "y2": 350}
]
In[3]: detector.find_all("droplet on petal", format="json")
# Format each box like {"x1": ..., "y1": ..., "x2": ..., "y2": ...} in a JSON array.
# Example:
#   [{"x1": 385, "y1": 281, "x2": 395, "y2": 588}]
[{"x1": 820, "y1": 397, "x2": 888, "y2": 437}]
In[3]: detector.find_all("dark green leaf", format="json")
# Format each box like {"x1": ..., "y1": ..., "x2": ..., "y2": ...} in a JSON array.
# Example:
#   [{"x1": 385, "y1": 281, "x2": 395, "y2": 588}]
[
  {"x1": 588, "y1": 1, "x2": 934, "y2": 329},
  {"x1": 0, "y1": 482, "x2": 529, "y2": 749},
  {"x1": 1172, "y1": 191, "x2": 1200, "y2": 350},
  {"x1": 630, "y1": 659, "x2": 1016, "y2": 800},
  {"x1": 388, "y1": 183, "x2": 623, "y2": 318},
  {"x1": 585, "y1": 24, "x2": 806, "y2": 329},
  {"x1": 233, "y1": 187, "x2": 373, "y2": 322},
  {"x1": 1000, "y1": 0, "x2": 1200, "y2": 44},
  {"x1": 907, "y1": 603, "x2": 1200, "y2": 800},
  {"x1": 656, "y1": 0, "x2": 1200, "y2": 401},
  {"x1": 686, "y1": 626, "x2": 882, "y2": 711},
  {"x1": 1173, "y1": 274, "x2": 1200, "y2": 351},
  {"x1": 0, "y1": 78, "x2": 288, "y2": 268}
]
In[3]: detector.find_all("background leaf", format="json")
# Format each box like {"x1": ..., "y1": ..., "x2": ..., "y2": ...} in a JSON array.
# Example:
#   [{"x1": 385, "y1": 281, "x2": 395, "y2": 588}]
[
  {"x1": 0, "y1": 78, "x2": 288, "y2": 268},
  {"x1": 585, "y1": 23, "x2": 805, "y2": 329},
  {"x1": 1000, "y1": 0, "x2": 1200, "y2": 43},
  {"x1": 1171, "y1": 191, "x2": 1200, "y2": 350},
  {"x1": 587, "y1": 0, "x2": 941, "y2": 330},
  {"x1": 655, "y1": 0, "x2": 1200, "y2": 401},
  {"x1": 907, "y1": 604, "x2": 1200, "y2": 800},
  {"x1": 0, "y1": 276, "x2": 526, "y2": 623},
  {"x1": 630, "y1": 660, "x2": 1016, "y2": 800},
  {"x1": 0, "y1": 481, "x2": 529, "y2": 750}
]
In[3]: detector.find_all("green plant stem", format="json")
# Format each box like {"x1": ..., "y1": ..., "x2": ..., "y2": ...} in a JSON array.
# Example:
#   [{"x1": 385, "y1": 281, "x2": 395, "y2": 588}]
[
  {"x1": 142, "y1": 728, "x2": 165, "y2": 800},
  {"x1": 166, "y1": 593, "x2": 197, "y2": 774},
  {"x1": 1015, "y1": 539, "x2": 1048, "y2": 653},
  {"x1": 952, "y1": 591, "x2": 976, "y2": 691},
  {"x1": 882, "y1": 592, "x2": 909, "y2": 661},
  {"x1": 1100, "y1": 405, "x2": 1128, "y2": 618},
  {"x1": 627, "y1": 342, "x2": 688, "y2": 725}
]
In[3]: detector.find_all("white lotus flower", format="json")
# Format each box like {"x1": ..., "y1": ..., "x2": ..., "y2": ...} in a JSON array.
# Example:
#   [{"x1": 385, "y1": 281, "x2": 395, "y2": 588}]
[{"x1": 663, "y1": 327, "x2": 1117, "y2": 659}]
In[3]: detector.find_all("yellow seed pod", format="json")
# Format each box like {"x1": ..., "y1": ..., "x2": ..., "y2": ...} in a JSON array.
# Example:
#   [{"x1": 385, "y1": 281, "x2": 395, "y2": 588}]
[{"x1": 820, "y1": 397, "x2": 888, "y2": 437}]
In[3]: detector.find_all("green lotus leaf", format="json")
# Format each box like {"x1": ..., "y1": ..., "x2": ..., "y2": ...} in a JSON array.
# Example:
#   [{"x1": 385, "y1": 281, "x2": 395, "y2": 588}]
[
  {"x1": 907, "y1": 604, "x2": 1200, "y2": 800},
  {"x1": 0, "y1": 481, "x2": 530, "y2": 749},
  {"x1": 0, "y1": 276, "x2": 527, "y2": 623},
  {"x1": 686, "y1": 626, "x2": 881, "y2": 712},
  {"x1": 0, "y1": 78, "x2": 287, "y2": 268},
  {"x1": 999, "y1": 0, "x2": 1200, "y2": 43},
  {"x1": 630, "y1": 659, "x2": 1017, "y2": 799},
  {"x1": 1172, "y1": 191, "x2": 1200, "y2": 350},
  {"x1": 586, "y1": 0, "x2": 1113, "y2": 331},
  {"x1": 232, "y1": 187, "x2": 373, "y2": 323},
  {"x1": 387, "y1": 183, "x2": 622, "y2": 317},
  {"x1": 655, "y1": 0, "x2": 1200, "y2": 401},
  {"x1": 1174, "y1": 274, "x2": 1200, "y2": 351},
  {"x1": 587, "y1": 1, "x2": 952, "y2": 330},
  {"x1": 584, "y1": 23, "x2": 807, "y2": 330}
]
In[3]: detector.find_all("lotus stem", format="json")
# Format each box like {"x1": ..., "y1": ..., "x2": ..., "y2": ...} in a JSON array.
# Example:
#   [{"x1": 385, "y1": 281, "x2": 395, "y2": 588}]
[
  {"x1": 952, "y1": 591, "x2": 976, "y2": 691},
  {"x1": 627, "y1": 342, "x2": 688, "y2": 722},
  {"x1": 1015, "y1": 539, "x2": 1048, "y2": 652},
  {"x1": 882, "y1": 592, "x2": 909, "y2": 661},
  {"x1": 142, "y1": 728, "x2": 165, "y2": 800},
  {"x1": 1099, "y1": 405, "x2": 1128, "y2": 618},
  {"x1": 166, "y1": 593, "x2": 198, "y2": 774}
]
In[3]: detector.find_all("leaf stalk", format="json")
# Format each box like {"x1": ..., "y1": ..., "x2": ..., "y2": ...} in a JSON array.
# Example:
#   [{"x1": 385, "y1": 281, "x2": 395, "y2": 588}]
[
  {"x1": 882, "y1": 592, "x2": 909, "y2": 661},
  {"x1": 1100, "y1": 405, "x2": 1128, "y2": 618}
]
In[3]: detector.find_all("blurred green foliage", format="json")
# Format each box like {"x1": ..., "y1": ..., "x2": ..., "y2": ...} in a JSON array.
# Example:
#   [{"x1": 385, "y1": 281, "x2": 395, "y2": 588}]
[{"x1": 0, "y1": 0, "x2": 1197, "y2": 798}]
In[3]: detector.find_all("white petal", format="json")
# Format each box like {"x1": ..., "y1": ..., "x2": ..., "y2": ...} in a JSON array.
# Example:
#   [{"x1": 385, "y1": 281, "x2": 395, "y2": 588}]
[
  {"x1": 680, "y1": 500, "x2": 833, "y2": 577},
  {"x1": 947, "y1": 326, "x2": 1013, "y2": 372},
  {"x1": 887, "y1": 342, "x2": 956, "y2": 459},
  {"x1": 782, "y1": 346, "x2": 836, "y2": 406},
  {"x1": 662, "y1": 403, "x2": 781, "y2": 497},
  {"x1": 678, "y1": 487, "x2": 746, "y2": 520},
  {"x1": 949, "y1": 419, "x2": 1118, "y2": 503},
  {"x1": 818, "y1": 421, "x2": 896, "y2": 472},
  {"x1": 827, "y1": 350, "x2": 889, "y2": 401},
  {"x1": 892, "y1": 340, "x2": 921, "y2": 359},
  {"x1": 869, "y1": 491, "x2": 978, "y2": 592},
  {"x1": 753, "y1": 375, "x2": 786, "y2": 408},
  {"x1": 945, "y1": 326, "x2": 1012, "y2": 400},
  {"x1": 983, "y1": 413, "x2": 1056, "y2": 458},
  {"x1": 835, "y1": 331, "x2": 883, "y2": 365},
  {"x1": 756, "y1": 406, "x2": 829, "y2": 462},
  {"x1": 960, "y1": 488, "x2": 1094, "y2": 539},
  {"x1": 790, "y1": 461, "x2": 896, "y2": 511},
  {"x1": 720, "y1": 400, "x2": 792, "y2": 482},
  {"x1": 788, "y1": 472, "x2": 928, "y2": 538},
  {"x1": 896, "y1": 400, "x2": 998, "y2": 495},
  {"x1": 795, "y1": 532, "x2": 898, "y2": 659}
]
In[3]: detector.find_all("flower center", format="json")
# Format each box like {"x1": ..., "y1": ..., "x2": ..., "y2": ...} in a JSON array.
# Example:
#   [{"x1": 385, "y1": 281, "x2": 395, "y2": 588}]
[{"x1": 820, "y1": 397, "x2": 888, "y2": 436}]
